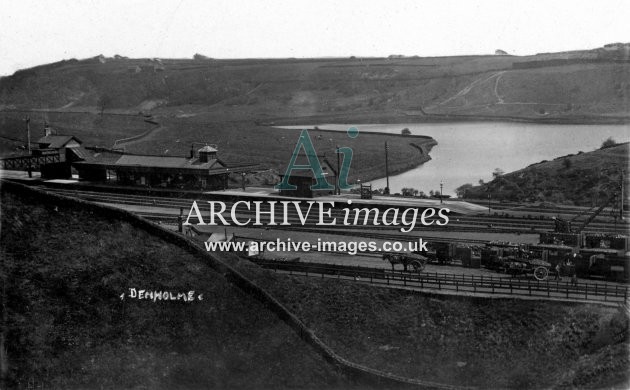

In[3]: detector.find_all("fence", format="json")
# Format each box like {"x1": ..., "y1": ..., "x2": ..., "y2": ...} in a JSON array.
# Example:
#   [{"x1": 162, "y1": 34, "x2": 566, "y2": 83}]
[
  {"x1": 253, "y1": 259, "x2": 630, "y2": 303},
  {"x1": 0, "y1": 153, "x2": 60, "y2": 170}
]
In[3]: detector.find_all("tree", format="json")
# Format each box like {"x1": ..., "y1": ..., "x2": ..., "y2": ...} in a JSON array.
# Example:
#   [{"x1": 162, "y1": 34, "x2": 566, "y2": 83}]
[
  {"x1": 600, "y1": 137, "x2": 618, "y2": 149},
  {"x1": 455, "y1": 183, "x2": 474, "y2": 198},
  {"x1": 193, "y1": 53, "x2": 213, "y2": 60},
  {"x1": 492, "y1": 168, "x2": 505, "y2": 178},
  {"x1": 401, "y1": 128, "x2": 411, "y2": 136},
  {"x1": 401, "y1": 187, "x2": 419, "y2": 197},
  {"x1": 98, "y1": 93, "x2": 113, "y2": 116}
]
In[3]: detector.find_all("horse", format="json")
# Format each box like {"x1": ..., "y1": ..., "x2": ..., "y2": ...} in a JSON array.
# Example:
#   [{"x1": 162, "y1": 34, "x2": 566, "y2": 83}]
[{"x1": 383, "y1": 253, "x2": 426, "y2": 272}]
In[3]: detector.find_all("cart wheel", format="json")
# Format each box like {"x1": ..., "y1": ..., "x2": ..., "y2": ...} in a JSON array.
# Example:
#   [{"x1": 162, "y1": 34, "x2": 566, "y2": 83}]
[
  {"x1": 534, "y1": 267, "x2": 548, "y2": 281},
  {"x1": 411, "y1": 260, "x2": 425, "y2": 273}
]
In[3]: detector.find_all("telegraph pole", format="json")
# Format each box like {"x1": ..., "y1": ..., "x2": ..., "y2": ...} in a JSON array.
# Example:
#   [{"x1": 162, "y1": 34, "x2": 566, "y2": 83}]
[
  {"x1": 336, "y1": 144, "x2": 341, "y2": 195},
  {"x1": 384, "y1": 141, "x2": 390, "y2": 195},
  {"x1": 25, "y1": 116, "x2": 31, "y2": 154},
  {"x1": 602, "y1": 167, "x2": 625, "y2": 220},
  {"x1": 615, "y1": 168, "x2": 624, "y2": 219},
  {"x1": 487, "y1": 188, "x2": 491, "y2": 216}
]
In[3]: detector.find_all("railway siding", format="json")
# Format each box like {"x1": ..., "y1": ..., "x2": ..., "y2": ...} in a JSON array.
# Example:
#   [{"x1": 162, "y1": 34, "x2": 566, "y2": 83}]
[
  {"x1": 30, "y1": 185, "x2": 630, "y2": 235},
  {"x1": 253, "y1": 259, "x2": 630, "y2": 304}
]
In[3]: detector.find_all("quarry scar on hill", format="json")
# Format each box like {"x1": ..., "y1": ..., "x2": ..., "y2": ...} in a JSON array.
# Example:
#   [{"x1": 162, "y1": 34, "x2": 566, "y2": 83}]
[{"x1": 183, "y1": 200, "x2": 450, "y2": 233}]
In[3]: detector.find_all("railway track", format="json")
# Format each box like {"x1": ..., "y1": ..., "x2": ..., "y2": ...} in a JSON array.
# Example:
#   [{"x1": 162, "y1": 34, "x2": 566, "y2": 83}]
[
  {"x1": 467, "y1": 199, "x2": 630, "y2": 219},
  {"x1": 251, "y1": 259, "x2": 630, "y2": 303},
  {"x1": 37, "y1": 185, "x2": 629, "y2": 235},
  {"x1": 10, "y1": 180, "x2": 629, "y2": 303}
]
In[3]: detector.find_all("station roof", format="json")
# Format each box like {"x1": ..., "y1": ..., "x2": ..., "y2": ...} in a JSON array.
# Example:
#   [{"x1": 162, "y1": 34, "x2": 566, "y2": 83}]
[
  {"x1": 73, "y1": 150, "x2": 256, "y2": 175},
  {"x1": 279, "y1": 170, "x2": 319, "y2": 179},
  {"x1": 115, "y1": 154, "x2": 222, "y2": 170},
  {"x1": 67, "y1": 146, "x2": 91, "y2": 161}
]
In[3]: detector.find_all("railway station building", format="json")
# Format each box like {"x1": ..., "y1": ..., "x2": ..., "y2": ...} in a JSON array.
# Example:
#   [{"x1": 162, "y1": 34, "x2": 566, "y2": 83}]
[{"x1": 73, "y1": 144, "x2": 255, "y2": 190}]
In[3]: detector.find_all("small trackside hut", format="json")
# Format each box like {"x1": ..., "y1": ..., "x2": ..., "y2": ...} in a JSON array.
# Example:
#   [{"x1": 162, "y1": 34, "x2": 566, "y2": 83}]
[{"x1": 278, "y1": 171, "x2": 318, "y2": 198}]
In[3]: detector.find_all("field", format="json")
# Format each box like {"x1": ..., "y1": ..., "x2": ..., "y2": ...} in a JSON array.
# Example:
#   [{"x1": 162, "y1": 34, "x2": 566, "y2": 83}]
[
  {"x1": 0, "y1": 110, "x2": 436, "y2": 184},
  {"x1": 1, "y1": 50, "x2": 628, "y2": 122},
  {"x1": 0, "y1": 112, "x2": 148, "y2": 155}
]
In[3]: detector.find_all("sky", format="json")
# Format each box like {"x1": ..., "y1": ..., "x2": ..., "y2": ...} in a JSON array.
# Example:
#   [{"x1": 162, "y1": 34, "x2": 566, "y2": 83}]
[{"x1": 0, "y1": 0, "x2": 628, "y2": 76}]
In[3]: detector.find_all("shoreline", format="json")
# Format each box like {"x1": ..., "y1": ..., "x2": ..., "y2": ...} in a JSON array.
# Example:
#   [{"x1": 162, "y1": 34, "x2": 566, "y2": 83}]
[
  {"x1": 271, "y1": 112, "x2": 630, "y2": 126},
  {"x1": 2, "y1": 107, "x2": 630, "y2": 125}
]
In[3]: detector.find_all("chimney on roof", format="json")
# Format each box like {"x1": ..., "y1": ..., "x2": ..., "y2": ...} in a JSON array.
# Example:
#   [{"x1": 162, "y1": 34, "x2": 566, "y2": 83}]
[
  {"x1": 198, "y1": 144, "x2": 218, "y2": 163},
  {"x1": 44, "y1": 122, "x2": 52, "y2": 137}
]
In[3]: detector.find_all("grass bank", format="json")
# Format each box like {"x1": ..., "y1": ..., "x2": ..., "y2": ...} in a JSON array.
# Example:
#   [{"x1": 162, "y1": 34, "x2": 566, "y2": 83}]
[
  {"x1": 226, "y1": 254, "x2": 630, "y2": 389},
  {"x1": 0, "y1": 188, "x2": 373, "y2": 389}
]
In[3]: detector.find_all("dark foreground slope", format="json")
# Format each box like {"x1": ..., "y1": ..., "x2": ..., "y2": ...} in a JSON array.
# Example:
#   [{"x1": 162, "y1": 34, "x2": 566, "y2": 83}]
[
  {"x1": 459, "y1": 142, "x2": 629, "y2": 206},
  {"x1": 227, "y1": 255, "x2": 630, "y2": 389},
  {"x1": 0, "y1": 188, "x2": 366, "y2": 390}
]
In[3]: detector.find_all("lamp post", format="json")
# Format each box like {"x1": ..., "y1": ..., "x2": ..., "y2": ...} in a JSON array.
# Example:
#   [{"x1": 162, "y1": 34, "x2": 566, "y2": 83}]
[
  {"x1": 241, "y1": 172, "x2": 247, "y2": 191},
  {"x1": 439, "y1": 180, "x2": 443, "y2": 204},
  {"x1": 487, "y1": 191, "x2": 491, "y2": 216}
]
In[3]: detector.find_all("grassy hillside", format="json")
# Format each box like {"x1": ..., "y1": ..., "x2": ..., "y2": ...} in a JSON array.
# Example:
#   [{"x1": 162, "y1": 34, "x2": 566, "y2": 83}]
[
  {"x1": 225, "y1": 254, "x2": 630, "y2": 389},
  {"x1": 458, "y1": 143, "x2": 630, "y2": 206},
  {"x1": 1, "y1": 47, "x2": 628, "y2": 122},
  {"x1": 0, "y1": 188, "x2": 369, "y2": 389}
]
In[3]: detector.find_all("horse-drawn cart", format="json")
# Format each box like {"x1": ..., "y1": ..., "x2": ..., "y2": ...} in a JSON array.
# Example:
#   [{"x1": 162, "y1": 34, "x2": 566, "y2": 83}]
[
  {"x1": 505, "y1": 258, "x2": 552, "y2": 281},
  {"x1": 382, "y1": 252, "x2": 428, "y2": 272}
]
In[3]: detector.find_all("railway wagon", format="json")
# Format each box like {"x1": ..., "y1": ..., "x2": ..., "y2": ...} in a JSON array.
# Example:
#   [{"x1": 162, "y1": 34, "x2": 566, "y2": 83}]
[
  {"x1": 455, "y1": 246, "x2": 482, "y2": 268},
  {"x1": 424, "y1": 241, "x2": 456, "y2": 264},
  {"x1": 480, "y1": 241, "x2": 522, "y2": 271},
  {"x1": 421, "y1": 242, "x2": 481, "y2": 267},
  {"x1": 582, "y1": 233, "x2": 628, "y2": 251},
  {"x1": 575, "y1": 248, "x2": 630, "y2": 282}
]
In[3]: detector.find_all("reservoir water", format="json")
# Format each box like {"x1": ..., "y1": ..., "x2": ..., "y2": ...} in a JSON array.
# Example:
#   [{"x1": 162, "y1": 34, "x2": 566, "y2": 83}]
[{"x1": 279, "y1": 122, "x2": 629, "y2": 196}]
